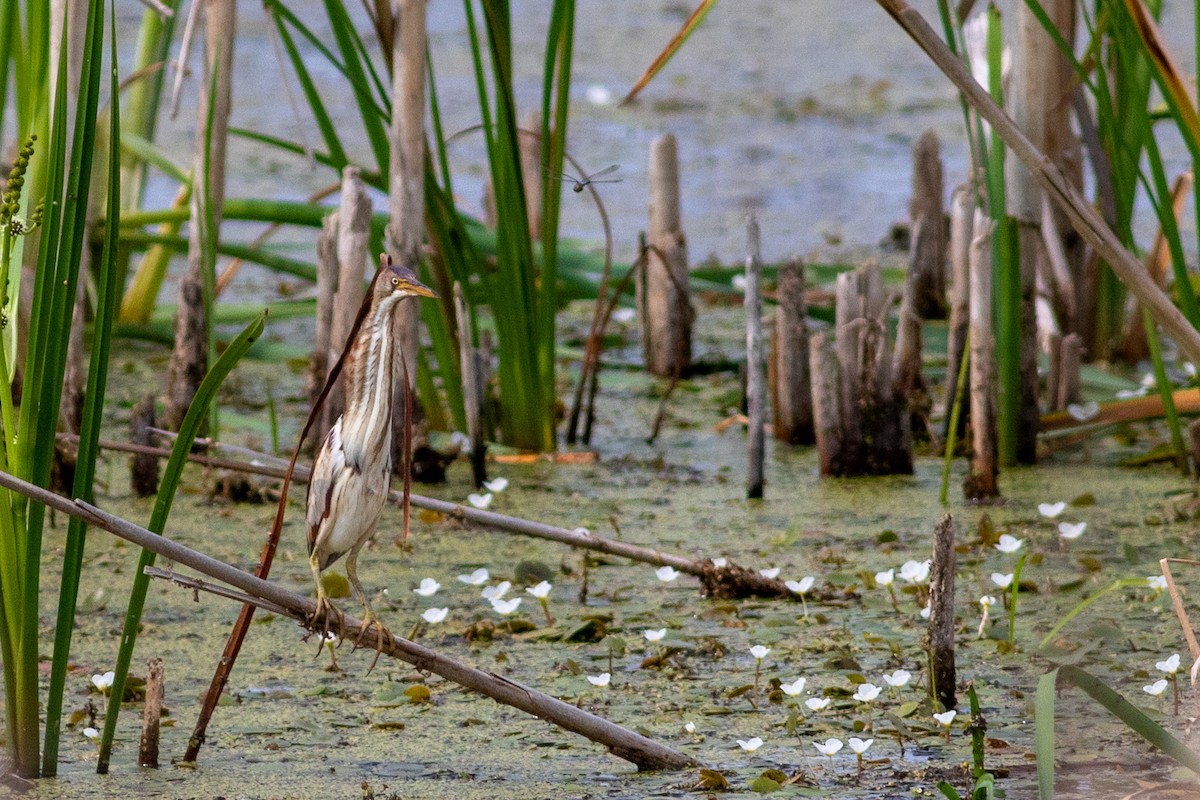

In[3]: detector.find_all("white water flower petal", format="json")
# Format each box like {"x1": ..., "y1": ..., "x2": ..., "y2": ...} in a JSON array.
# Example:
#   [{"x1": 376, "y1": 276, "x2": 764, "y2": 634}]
[
  {"x1": 483, "y1": 477, "x2": 509, "y2": 493},
  {"x1": 481, "y1": 581, "x2": 512, "y2": 601},
  {"x1": 737, "y1": 737, "x2": 764, "y2": 752},
  {"x1": 813, "y1": 738, "x2": 843, "y2": 756},
  {"x1": 526, "y1": 581, "x2": 552, "y2": 599},
  {"x1": 413, "y1": 578, "x2": 441, "y2": 597},
  {"x1": 933, "y1": 710, "x2": 957, "y2": 726},
  {"x1": 1067, "y1": 401, "x2": 1099, "y2": 422},
  {"x1": 490, "y1": 597, "x2": 522, "y2": 615},
  {"x1": 91, "y1": 671, "x2": 115, "y2": 692},
  {"x1": 457, "y1": 568, "x2": 490, "y2": 585},
  {"x1": 781, "y1": 677, "x2": 807, "y2": 696},
  {"x1": 853, "y1": 683, "x2": 881, "y2": 703},
  {"x1": 611, "y1": 307, "x2": 636, "y2": 324},
  {"x1": 995, "y1": 534, "x2": 1024, "y2": 554},
  {"x1": 750, "y1": 645, "x2": 770, "y2": 661},
  {"x1": 1144, "y1": 679, "x2": 1169, "y2": 696},
  {"x1": 585, "y1": 84, "x2": 614, "y2": 106},
  {"x1": 421, "y1": 607, "x2": 449, "y2": 624},
  {"x1": 449, "y1": 431, "x2": 471, "y2": 453},
  {"x1": 990, "y1": 572, "x2": 1014, "y2": 589},
  {"x1": 683, "y1": 721, "x2": 697, "y2": 734},
  {"x1": 848, "y1": 737, "x2": 873, "y2": 755},
  {"x1": 655, "y1": 566, "x2": 680, "y2": 582},
  {"x1": 759, "y1": 567, "x2": 781, "y2": 579},
  {"x1": 1038, "y1": 501, "x2": 1066, "y2": 518},
  {"x1": 875, "y1": 569, "x2": 894, "y2": 586},
  {"x1": 979, "y1": 595, "x2": 998, "y2": 608},
  {"x1": 82, "y1": 727, "x2": 100, "y2": 741},
  {"x1": 712, "y1": 557, "x2": 728, "y2": 568},
  {"x1": 644, "y1": 628, "x2": 667, "y2": 643},
  {"x1": 1148, "y1": 575, "x2": 1168, "y2": 591},
  {"x1": 1058, "y1": 521, "x2": 1087, "y2": 540},
  {"x1": 1157, "y1": 654, "x2": 1182, "y2": 675},
  {"x1": 805, "y1": 697, "x2": 830, "y2": 712},
  {"x1": 786, "y1": 576, "x2": 816, "y2": 594},
  {"x1": 899, "y1": 559, "x2": 931, "y2": 583},
  {"x1": 920, "y1": 602, "x2": 931, "y2": 619},
  {"x1": 467, "y1": 492, "x2": 493, "y2": 509},
  {"x1": 586, "y1": 672, "x2": 611, "y2": 687},
  {"x1": 882, "y1": 669, "x2": 911, "y2": 688}
]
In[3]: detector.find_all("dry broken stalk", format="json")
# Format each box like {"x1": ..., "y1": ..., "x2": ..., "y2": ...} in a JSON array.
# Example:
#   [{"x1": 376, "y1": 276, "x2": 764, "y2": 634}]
[
  {"x1": 873, "y1": 0, "x2": 1200, "y2": 368},
  {"x1": 1159, "y1": 558, "x2": 1200, "y2": 717}
]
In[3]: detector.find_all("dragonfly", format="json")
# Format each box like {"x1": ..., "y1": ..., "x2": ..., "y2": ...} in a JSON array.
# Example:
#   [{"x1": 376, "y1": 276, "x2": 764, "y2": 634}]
[{"x1": 559, "y1": 164, "x2": 621, "y2": 193}]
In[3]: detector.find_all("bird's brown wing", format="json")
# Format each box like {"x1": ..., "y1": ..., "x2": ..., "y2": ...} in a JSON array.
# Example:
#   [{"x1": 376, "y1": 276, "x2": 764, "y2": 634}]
[{"x1": 306, "y1": 420, "x2": 344, "y2": 556}]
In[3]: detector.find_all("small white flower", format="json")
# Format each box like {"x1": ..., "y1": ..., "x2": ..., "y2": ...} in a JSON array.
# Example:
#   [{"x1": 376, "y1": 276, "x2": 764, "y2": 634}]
[
  {"x1": 655, "y1": 566, "x2": 680, "y2": 582},
  {"x1": 449, "y1": 431, "x2": 471, "y2": 452},
  {"x1": 1058, "y1": 521, "x2": 1087, "y2": 540},
  {"x1": 805, "y1": 697, "x2": 831, "y2": 712},
  {"x1": 780, "y1": 677, "x2": 807, "y2": 696},
  {"x1": 979, "y1": 595, "x2": 998, "y2": 608},
  {"x1": 644, "y1": 628, "x2": 667, "y2": 643},
  {"x1": 467, "y1": 492, "x2": 494, "y2": 509},
  {"x1": 732, "y1": 274, "x2": 748, "y2": 291},
  {"x1": 683, "y1": 721, "x2": 697, "y2": 734},
  {"x1": 526, "y1": 581, "x2": 552, "y2": 599},
  {"x1": 422, "y1": 607, "x2": 449, "y2": 624},
  {"x1": 611, "y1": 307, "x2": 636, "y2": 324},
  {"x1": 482, "y1": 581, "x2": 512, "y2": 601},
  {"x1": 585, "y1": 84, "x2": 614, "y2": 106},
  {"x1": 1148, "y1": 575, "x2": 1168, "y2": 591},
  {"x1": 848, "y1": 737, "x2": 873, "y2": 755},
  {"x1": 875, "y1": 569, "x2": 895, "y2": 586},
  {"x1": 325, "y1": 631, "x2": 338, "y2": 643},
  {"x1": 483, "y1": 477, "x2": 509, "y2": 493},
  {"x1": 457, "y1": 568, "x2": 490, "y2": 585},
  {"x1": 413, "y1": 578, "x2": 441, "y2": 597},
  {"x1": 1144, "y1": 679, "x2": 1169, "y2": 697},
  {"x1": 750, "y1": 645, "x2": 771, "y2": 661},
  {"x1": 991, "y1": 572, "x2": 1014, "y2": 589},
  {"x1": 882, "y1": 669, "x2": 911, "y2": 688},
  {"x1": 786, "y1": 576, "x2": 816, "y2": 594},
  {"x1": 759, "y1": 567, "x2": 781, "y2": 579},
  {"x1": 813, "y1": 738, "x2": 843, "y2": 756},
  {"x1": 91, "y1": 671, "x2": 115, "y2": 693},
  {"x1": 1038, "y1": 501, "x2": 1067, "y2": 518},
  {"x1": 1187, "y1": 363, "x2": 1198, "y2": 378},
  {"x1": 490, "y1": 597, "x2": 522, "y2": 615},
  {"x1": 1157, "y1": 654, "x2": 1182, "y2": 675},
  {"x1": 1116, "y1": 388, "x2": 1146, "y2": 399},
  {"x1": 712, "y1": 557, "x2": 728, "y2": 568},
  {"x1": 899, "y1": 560, "x2": 931, "y2": 584},
  {"x1": 82, "y1": 727, "x2": 100, "y2": 741},
  {"x1": 920, "y1": 602, "x2": 931, "y2": 619},
  {"x1": 586, "y1": 672, "x2": 611, "y2": 687},
  {"x1": 933, "y1": 710, "x2": 957, "y2": 726},
  {"x1": 1142, "y1": 372, "x2": 1157, "y2": 388},
  {"x1": 1067, "y1": 401, "x2": 1100, "y2": 422},
  {"x1": 737, "y1": 736, "x2": 764, "y2": 752},
  {"x1": 995, "y1": 534, "x2": 1024, "y2": 554},
  {"x1": 853, "y1": 683, "x2": 881, "y2": 703}
]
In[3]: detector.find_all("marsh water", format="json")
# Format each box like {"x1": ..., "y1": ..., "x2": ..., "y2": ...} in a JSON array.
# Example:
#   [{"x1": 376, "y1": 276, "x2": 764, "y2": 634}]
[{"x1": 14, "y1": 1, "x2": 1200, "y2": 797}]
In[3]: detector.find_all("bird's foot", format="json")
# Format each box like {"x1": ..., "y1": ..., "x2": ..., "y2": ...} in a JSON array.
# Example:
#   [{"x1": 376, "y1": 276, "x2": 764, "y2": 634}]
[
  {"x1": 354, "y1": 609, "x2": 391, "y2": 674},
  {"x1": 308, "y1": 595, "x2": 346, "y2": 658}
]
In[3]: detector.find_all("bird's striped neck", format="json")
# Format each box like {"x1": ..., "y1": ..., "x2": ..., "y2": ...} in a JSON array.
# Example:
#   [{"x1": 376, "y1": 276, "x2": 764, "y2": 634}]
[{"x1": 340, "y1": 294, "x2": 403, "y2": 468}]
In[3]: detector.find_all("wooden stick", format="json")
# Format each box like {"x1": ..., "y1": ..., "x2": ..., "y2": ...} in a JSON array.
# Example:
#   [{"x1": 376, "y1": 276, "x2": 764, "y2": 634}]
[
  {"x1": 0, "y1": 468, "x2": 697, "y2": 773},
  {"x1": 138, "y1": 657, "x2": 164, "y2": 768},
  {"x1": 943, "y1": 185, "x2": 973, "y2": 441},
  {"x1": 454, "y1": 282, "x2": 486, "y2": 488},
  {"x1": 1057, "y1": 333, "x2": 1082, "y2": 410},
  {"x1": 745, "y1": 217, "x2": 765, "y2": 499},
  {"x1": 1045, "y1": 330, "x2": 1062, "y2": 411},
  {"x1": 129, "y1": 394, "x2": 159, "y2": 498},
  {"x1": 873, "y1": 0, "x2": 1200, "y2": 368},
  {"x1": 771, "y1": 259, "x2": 813, "y2": 445},
  {"x1": 810, "y1": 331, "x2": 843, "y2": 476},
  {"x1": 309, "y1": 212, "x2": 338, "y2": 412},
  {"x1": 165, "y1": 0, "x2": 235, "y2": 430},
  {"x1": 927, "y1": 514, "x2": 957, "y2": 711},
  {"x1": 908, "y1": 130, "x2": 946, "y2": 318},
  {"x1": 71, "y1": 434, "x2": 805, "y2": 601},
  {"x1": 641, "y1": 133, "x2": 691, "y2": 377},
  {"x1": 966, "y1": 214, "x2": 999, "y2": 499},
  {"x1": 326, "y1": 167, "x2": 372, "y2": 429}
]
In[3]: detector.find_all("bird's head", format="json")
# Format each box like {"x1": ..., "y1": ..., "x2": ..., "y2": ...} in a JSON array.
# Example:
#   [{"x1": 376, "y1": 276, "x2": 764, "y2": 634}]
[{"x1": 375, "y1": 253, "x2": 438, "y2": 302}]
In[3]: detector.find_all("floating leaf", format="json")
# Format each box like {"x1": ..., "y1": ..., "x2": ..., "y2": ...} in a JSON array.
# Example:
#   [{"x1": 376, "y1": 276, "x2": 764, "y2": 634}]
[
  {"x1": 748, "y1": 776, "x2": 782, "y2": 793},
  {"x1": 694, "y1": 769, "x2": 729, "y2": 791},
  {"x1": 321, "y1": 572, "x2": 351, "y2": 599},
  {"x1": 404, "y1": 685, "x2": 432, "y2": 705}
]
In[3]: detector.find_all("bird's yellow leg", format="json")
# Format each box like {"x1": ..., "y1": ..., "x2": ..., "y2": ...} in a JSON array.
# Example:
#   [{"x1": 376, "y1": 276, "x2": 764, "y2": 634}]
[
  {"x1": 308, "y1": 552, "x2": 345, "y2": 648},
  {"x1": 345, "y1": 544, "x2": 389, "y2": 662}
]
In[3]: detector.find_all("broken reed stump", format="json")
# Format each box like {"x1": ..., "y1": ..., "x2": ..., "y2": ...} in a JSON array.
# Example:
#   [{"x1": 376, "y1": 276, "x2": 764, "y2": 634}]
[
  {"x1": 0, "y1": 469, "x2": 697, "y2": 773},
  {"x1": 909, "y1": 129, "x2": 947, "y2": 319},
  {"x1": 893, "y1": 263, "x2": 929, "y2": 440},
  {"x1": 129, "y1": 394, "x2": 159, "y2": 498},
  {"x1": 965, "y1": 214, "x2": 1000, "y2": 500},
  {"x1": 310, "y1": 213, "x2": 339, "y2": 442},
  {"x1": 745, "y1": 216, "x2": 765, "y2": 499},
  {"x1": 165, "y1": 0, "x2": 235, "y2": 430},
  {"x1": 810, "y1": 264, "x2": 913, "y2": 477},
  {"x1": 927, "y1": 514, "x2": 957, "y2": 711},
  {"x1": 454, "y1": 282, "x2": 487, "y2": 488},
  {"x1": 1056, "y1": 333, "x2": 1082, "y2": 411},
  {"x1": 770, "y1": 259, "x2": 813, "y2": 445},
  {"x1": 138, "y1": 657, "x2": 164, "y2": 768},
  {"x1": 325, "y1": 167, "x2": 372, "y2": 433},
  {"x1": 1044, "y1": 330, "x2": 1062, "y2": 412},
  {"x1": 639, "y1": 133, "x2": 692, "y2": 377},
  {"x1": 943, "y1": 185, "x2": 973, "y2": 441}
]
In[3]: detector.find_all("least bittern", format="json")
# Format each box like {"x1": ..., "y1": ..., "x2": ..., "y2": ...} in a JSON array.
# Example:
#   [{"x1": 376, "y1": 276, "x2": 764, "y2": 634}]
[{"x1": 306, "y1": 255, "x2": 437, "y2": 645}]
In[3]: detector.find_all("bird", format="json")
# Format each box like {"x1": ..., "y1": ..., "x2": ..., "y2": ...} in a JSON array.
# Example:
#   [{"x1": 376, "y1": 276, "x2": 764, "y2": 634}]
[{"x1": 306, "y1": 254, "x2": 437, "y2": 648}]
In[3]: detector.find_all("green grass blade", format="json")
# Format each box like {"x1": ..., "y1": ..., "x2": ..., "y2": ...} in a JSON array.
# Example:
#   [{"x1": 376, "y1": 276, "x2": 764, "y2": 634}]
[
  {"x1": 1035, "y1": 669, "x2": 1057, "y2": 800},
  {"x1": 42, "y1": 3, "x2": 123, "y2": 772},
  {"x1": 320, "y1": 0, "x2": 391, "y2": 172},
  {"x1": 1038, "y1": 577, "x2": 1145, "y2": 648},
  {"x1": 1059, "y1": 664, "x2": 1200, "y2": 774},
  {"x1": 96, "y1": 312, "x2": 266, "y2": 774}
]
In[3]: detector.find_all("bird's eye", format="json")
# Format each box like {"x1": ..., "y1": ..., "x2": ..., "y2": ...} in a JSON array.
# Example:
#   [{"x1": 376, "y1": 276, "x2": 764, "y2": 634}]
[{"x1": 391, "y1": 277, "x2": 399, "y2": 287}]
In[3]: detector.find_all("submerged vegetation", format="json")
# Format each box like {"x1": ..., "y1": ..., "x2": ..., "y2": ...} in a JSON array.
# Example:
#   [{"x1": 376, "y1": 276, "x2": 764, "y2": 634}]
[{"x1": 3, "y1": 0, "x2": 1200, "y2": 798}]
